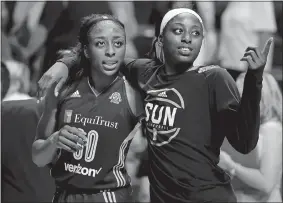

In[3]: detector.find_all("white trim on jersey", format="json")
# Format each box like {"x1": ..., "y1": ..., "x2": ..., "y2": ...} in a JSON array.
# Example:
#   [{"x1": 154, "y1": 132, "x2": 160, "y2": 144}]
[
  {"x1": 103, "y1": 192, "x2": 109, "y2": 203},
  {"x1": 107, "y1": 192, "x2": 113, "y2": 202},
  {"x1": 111, "y1": 192, "x2": 117, "y2": 202},
  {"x1": 113, "y1": 123, "x2": 141, "y2": 187},
  {"x1": 113, "y1": 143, "x2": 127, "y2": 187},
  {"x1": 103, "y1": 191, "x2": 117, "y2": 203},
  {"x1": 52, "y1": 194, "x2": 55, "y2": 203},
  {"x1": 87, "y1": 76, "x2": 119, "y2": 97},
  {"x1": 147, "y1": 127, "x2": 181, "y2": 147}
]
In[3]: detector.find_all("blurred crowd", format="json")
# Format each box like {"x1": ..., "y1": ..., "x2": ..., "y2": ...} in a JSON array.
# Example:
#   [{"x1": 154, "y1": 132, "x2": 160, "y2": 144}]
[{"x1": 1, "y1": 1, "x2": 282, "y2": 202}]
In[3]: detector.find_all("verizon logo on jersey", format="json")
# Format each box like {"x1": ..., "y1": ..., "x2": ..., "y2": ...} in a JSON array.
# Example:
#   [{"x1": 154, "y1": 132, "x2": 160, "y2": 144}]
[{"x1": 64, "y1": 163, "x2": 102, "y2": 177}]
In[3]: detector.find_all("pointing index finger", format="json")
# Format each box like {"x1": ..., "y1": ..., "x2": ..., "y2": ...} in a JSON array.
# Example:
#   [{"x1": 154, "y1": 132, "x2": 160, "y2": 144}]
[{"x1": 262, "y1": 37, "x2": 273, "y2": 58}]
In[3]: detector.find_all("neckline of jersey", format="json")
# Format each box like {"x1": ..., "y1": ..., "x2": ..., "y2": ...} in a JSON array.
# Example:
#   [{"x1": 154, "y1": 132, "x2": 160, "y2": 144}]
[
  {"x1": 157, "y1": 65, "x2": 200, "y2": 82},
  {"x1": 87, "y1": 76, "x2": 119, "y2": 97}
]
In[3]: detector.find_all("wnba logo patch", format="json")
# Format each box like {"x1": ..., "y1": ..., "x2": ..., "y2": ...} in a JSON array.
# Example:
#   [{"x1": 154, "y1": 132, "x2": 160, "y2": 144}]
[
  {"x1": 64, "y1": 110, "x2": 73, "y2": 123},
  {"x1": 109, "y1": 92, "x2": 122, "y2": 104},
  {"x1": 145, "y1": 88, "x2": 185, "y2": 147}
]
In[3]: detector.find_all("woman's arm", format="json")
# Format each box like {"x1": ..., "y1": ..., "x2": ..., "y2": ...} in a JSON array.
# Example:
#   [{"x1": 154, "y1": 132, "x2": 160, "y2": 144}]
[
  {"x1": 32, "y1": 106, "x2": 60, "y2": 167},
  {"x1": 222, "y1": 122, "x2": 282, "y2": 194},
  {"x1": 214, "y1": 39, "x2": 273, "y2": 154},
  {"x1": 226, "y1": 69, "x2": 263, "y2": 154},
  {"x1": 32, "y1": 83, "x2": 87, "y2": 167},
  {"x1": 212, "y1": 67, "x2": 262, "y2": 154},
  {"x1": 32, "y1": 82, "x2": 62, "y2": 167}
]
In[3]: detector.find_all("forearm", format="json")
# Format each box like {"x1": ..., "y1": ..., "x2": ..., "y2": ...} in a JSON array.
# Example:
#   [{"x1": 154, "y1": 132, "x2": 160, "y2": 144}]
[
  {"x1": 38, "y1": 108, "x2": 58, "y2": 136},
  {"x1": 33, "y1": 106, "x2": 59, "y2": 167},
  {"x1": 230, "y1": 70, "x2": 263, "y2": 153},
  {"x1": 32, "y1": 134, "x2": 59, "y2": 167},
  {"x1": 233, "y1": 163, "x2": 273, "y2": 194}
]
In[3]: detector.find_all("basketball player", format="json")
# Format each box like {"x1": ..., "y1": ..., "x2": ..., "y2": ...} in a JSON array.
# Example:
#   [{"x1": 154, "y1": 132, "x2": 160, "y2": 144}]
[
  {"x1": 32, "y1": 14, "x2": 143, "y2": 202},
  {"x1": 38, "y1": 9, "x2": 272, "y2": 202}
]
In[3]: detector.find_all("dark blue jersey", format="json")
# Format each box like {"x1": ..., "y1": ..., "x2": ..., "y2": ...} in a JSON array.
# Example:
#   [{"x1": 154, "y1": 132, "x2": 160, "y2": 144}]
[{"x1": 51, "y1": 76, "x2": 142, "y2": 190}]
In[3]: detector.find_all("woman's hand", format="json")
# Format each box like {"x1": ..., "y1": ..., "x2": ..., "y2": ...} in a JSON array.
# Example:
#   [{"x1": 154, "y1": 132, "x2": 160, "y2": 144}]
[
  {"x1": 50, "y1": 125, "x2": 87, "y2": 153},
  {"x1": 41, "y1": 80, "x2": 60, "y2": 111},
  {"x1": 218, "y1": 150, "x2": 236, "y2": 175},
  {"x1": 241, "y1": 37, "x2": 273, "y2": 71},
  {"x1": 38, "y1": 62, "x2": 69, "y2": 97}
]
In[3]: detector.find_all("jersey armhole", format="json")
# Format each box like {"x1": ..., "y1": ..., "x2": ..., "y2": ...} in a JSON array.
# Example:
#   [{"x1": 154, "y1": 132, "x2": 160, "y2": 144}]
[
  {"x1": 47, "y1": 148, "x2": 62, "y2": 169},
  {"x1": 123, "y1": 77, "x2": 143, "y2": 123}
]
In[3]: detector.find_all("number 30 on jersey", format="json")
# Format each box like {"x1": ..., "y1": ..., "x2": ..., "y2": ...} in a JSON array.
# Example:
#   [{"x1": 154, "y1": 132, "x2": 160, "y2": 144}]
[{"x1": 73, "y1": 129, "x2": 99, "y2": 162}]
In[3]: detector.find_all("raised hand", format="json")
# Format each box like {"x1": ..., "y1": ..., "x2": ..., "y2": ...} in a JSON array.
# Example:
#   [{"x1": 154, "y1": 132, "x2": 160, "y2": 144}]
[
  {"x1": 241, "y1": 37, "x2": 273, "y2": 71},
  {"x1": 51, "y1": 125, "x2": 87, "y2": 153}
]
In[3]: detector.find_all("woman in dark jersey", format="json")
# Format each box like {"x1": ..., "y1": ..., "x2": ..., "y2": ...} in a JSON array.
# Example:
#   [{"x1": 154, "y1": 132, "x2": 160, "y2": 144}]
[
  {"x1": 39, "y1": 8, "x2": 272, "y2": 203},
  {"x1": 32, "y1": 14, "x2": 144, "y2": 203}
]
